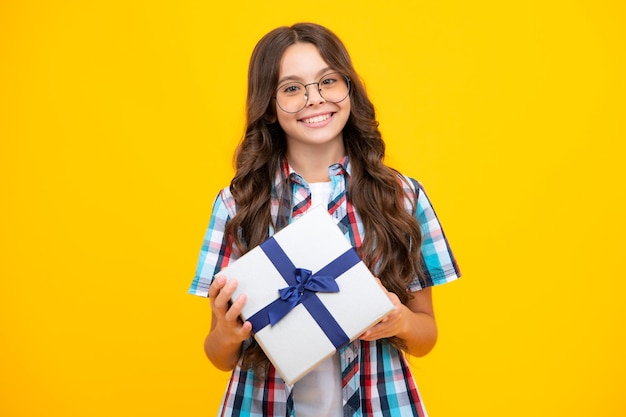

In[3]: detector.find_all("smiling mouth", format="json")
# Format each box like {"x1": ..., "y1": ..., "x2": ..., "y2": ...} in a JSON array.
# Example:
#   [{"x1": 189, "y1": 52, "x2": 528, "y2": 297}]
[{"x1": 300, "y1": 113, "x2": 333, "y2": 124}]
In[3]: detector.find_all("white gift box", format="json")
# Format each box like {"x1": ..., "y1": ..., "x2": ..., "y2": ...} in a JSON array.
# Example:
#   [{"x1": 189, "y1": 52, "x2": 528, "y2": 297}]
[{"x1": 217, "y1": 205, "x2": 395, "y2": 385}]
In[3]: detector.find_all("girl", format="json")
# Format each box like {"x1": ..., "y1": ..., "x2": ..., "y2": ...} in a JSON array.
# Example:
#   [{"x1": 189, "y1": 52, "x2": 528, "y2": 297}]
[{"x1": 190, "y1": 23, "x2": 460, "y2": 417}]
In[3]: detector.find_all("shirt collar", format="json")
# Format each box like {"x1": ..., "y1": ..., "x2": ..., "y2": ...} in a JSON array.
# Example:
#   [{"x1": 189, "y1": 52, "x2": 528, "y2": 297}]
[{"x1": 277, "y1": 155, "x2": 351, "y2": 188}]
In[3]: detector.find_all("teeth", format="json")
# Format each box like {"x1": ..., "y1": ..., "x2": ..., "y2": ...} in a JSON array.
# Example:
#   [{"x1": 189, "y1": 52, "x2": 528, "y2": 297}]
[{"x1": 302, "y1": 114, "x2": 331, "y2": 124}]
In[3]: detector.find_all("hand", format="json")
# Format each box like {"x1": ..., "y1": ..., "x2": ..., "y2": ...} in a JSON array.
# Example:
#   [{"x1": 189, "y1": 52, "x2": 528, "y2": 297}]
[
  {"x1": 208, "y1": 275, "x2": 253, "y2": 344},
  {"x1": 359, "y1": 278, "x2": 407, "y2": 342}
]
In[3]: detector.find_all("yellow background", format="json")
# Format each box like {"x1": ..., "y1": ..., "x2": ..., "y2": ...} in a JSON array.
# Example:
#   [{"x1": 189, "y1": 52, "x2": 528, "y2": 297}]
[{"x1": 1, "y1": 0, "x2": 624, "y2": 416}]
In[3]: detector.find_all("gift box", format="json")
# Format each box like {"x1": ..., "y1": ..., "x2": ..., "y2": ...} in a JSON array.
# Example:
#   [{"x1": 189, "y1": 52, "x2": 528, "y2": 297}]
[{"x1": 217, "y1": 205, "x2": 395, "y2": 385}]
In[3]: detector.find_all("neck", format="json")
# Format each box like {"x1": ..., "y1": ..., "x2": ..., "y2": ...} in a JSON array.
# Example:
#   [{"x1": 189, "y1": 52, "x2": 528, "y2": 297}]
[{"x1": 286, "y1": 143, "x2": 344, "y2": 183}]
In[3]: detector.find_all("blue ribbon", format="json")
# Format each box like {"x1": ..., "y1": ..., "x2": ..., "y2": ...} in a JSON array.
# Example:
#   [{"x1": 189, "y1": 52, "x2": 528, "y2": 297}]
[
  {"x1": 247, "y1": 237, "x2": 361, "y2": 348},
  {"x1": 269, "y1": 268, "x2": 339, "y2": 325}
]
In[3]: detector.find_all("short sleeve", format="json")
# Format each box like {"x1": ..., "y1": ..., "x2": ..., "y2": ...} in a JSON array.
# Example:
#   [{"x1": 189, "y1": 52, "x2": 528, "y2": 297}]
[
  {"x1": 188, "y1": 188, "x2": 238, "y2": 297},
  {"x1": 406, "y1": 179, "x2": 461, "y2": 292}
]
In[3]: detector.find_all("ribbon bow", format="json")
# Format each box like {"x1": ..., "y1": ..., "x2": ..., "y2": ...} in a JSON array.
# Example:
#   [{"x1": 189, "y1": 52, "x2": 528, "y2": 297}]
[{"x1": 268, "y1": 268, "x2": 339, "y2": 325}]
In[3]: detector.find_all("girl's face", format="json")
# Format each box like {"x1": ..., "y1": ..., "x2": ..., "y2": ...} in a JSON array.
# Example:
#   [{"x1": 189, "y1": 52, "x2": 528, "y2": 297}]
[{"x1": 275, "y1": 42, "x2": 351, "y2": 155}]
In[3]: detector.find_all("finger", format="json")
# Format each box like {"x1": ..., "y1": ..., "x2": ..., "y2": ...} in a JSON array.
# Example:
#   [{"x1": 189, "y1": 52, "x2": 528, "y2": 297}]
[
  {"x1": 224, "y1": 293, "x2": 247, "y2": 322},
  {"x1": 240, "y1": 321, "x2": 253, "y2": 338},
  {"x1": 208, "y1": 275, "x2": 226, "y2": 299},
  {"x1": 212, "y1": 279, "x2": 238, "y2": 313},
  {"x1": 361, "y1": 316, "x2": 396, "y2": 341},
  {"x1": 360, "y1": 327, "x2": 383, "y2": 341}
]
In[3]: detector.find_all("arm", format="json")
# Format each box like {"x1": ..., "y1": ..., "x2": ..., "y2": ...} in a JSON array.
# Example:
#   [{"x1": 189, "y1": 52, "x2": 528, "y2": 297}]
[
  {"x1": 204, "y1": 276, "x2": 253, "y2": 371},
  {"x1": 191, "y1": 190, "x2": 253, "y2": 370},
  {"x1": 361, "y1": 178, "x2": 460, "y2": 355},
  {"x1": 359, "y1": 286, "x2": 437, "y2": 357}
]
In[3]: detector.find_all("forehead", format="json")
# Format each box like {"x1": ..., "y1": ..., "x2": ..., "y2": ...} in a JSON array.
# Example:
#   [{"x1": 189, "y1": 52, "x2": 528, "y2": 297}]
[{"x1": 278, "y1": 42, "x2": 330, "y2": 81}]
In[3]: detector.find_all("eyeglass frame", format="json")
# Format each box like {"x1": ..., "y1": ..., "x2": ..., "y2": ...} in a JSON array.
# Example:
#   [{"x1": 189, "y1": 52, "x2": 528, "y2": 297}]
[{"x1": 273, "y1": 72, "x2": 351, "y2": 114}]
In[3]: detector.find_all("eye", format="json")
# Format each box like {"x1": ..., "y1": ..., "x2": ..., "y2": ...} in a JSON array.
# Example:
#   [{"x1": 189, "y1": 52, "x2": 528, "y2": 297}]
[
  {"x1": 279, "y1": 83, "x2": 302, "y2": 96},
  {"x1": 321, "y1": 76, "x2": 338, "y2": 86}
]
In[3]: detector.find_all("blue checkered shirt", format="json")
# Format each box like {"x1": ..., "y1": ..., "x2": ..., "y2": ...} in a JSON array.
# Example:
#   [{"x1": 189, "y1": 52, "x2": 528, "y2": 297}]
[{"x1": 190, "y1": 156, "x2": 460, "y2": 417}]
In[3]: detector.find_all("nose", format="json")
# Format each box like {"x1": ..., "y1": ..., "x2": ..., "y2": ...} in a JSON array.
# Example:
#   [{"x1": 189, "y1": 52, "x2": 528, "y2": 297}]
[{"x1": 304, "y1": 82, "x2": 325, "y2": 106}]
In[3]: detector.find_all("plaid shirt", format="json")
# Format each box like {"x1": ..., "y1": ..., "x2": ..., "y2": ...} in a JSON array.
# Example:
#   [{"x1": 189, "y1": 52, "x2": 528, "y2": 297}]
[{"x1": 190, "y1": 156, "x2": 460, "y2": 417}]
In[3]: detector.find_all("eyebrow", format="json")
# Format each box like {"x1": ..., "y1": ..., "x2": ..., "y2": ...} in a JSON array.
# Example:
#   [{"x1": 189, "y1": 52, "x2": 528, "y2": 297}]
[{"x1": 277, "y1": 67, "x2": 333, "y2": 85}]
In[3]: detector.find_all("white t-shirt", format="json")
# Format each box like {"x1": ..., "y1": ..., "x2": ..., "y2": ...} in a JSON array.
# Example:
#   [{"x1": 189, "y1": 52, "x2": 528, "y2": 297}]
[
  {"x1": 292, "y1": 181, "x2": 343, "y2": 417},
  {"x1": 292, "y1": 353, "x2": 342, "y2": 417},
  {"x1": 309, "y1": 180, "x2": 333, "y2": 210}
]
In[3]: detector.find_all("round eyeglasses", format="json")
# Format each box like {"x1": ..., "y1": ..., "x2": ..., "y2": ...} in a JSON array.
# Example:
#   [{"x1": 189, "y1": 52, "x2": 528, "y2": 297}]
[{"x1": 274, "y1": 72, "x2": 351, "y2": 113}]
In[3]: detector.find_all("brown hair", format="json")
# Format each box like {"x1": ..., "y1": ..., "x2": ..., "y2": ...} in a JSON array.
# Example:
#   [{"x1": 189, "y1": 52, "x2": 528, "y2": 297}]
[{"x1": 225, "y1": 23, "x2": 423, "y2": 373}]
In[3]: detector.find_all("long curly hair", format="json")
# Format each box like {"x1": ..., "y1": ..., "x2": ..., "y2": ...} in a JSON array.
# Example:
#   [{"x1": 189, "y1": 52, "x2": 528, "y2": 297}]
[{"x1": 224, "y1": 23, "x2": 424, "y2": 374}]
